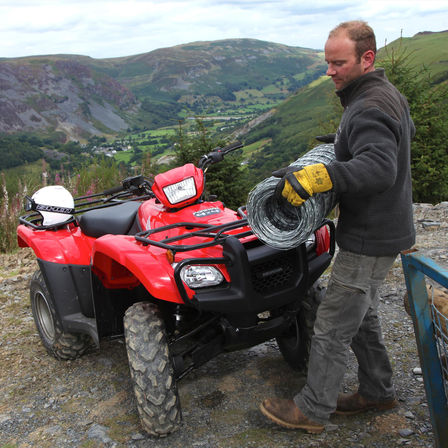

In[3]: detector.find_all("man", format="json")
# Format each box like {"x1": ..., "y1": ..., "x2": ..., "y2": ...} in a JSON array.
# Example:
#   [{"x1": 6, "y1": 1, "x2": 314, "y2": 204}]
[{"x1": 260, "y1": 20, "x2": 415, "y2": 433}]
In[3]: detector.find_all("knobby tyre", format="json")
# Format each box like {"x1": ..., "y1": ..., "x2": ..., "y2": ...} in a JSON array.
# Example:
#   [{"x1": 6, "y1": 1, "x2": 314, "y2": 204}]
[
  {"x1": 276, "y1": 282, "x2": 325, "y2": 371},
  {"x1": 124, "y1": 301, "x2": 181, "y2": 437},
  {"x1": 30, "y1": 269, "x2": 91, "y2": 360}
]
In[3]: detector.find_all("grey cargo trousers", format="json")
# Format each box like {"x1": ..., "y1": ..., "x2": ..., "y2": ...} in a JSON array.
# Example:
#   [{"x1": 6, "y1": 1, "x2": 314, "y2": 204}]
[{"x1": 294, "y1": 249, "x2": 397, "y2": 424}]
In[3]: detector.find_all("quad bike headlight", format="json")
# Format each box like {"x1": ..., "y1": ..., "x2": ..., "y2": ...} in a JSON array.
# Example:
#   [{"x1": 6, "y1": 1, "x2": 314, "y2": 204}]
[
  {"x1": 180, "y1": 265, "x2": 224, "y2": 289},
  {"x1": 163, "y1": 177, "x2": 196, "y2": 205}
]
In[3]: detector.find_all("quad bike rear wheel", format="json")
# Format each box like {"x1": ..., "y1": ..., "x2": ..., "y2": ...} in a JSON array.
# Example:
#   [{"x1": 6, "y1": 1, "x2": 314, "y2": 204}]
[
  {"x1": 30, "y1": 270, "x2": 91, "y2": 360},
  {"x1": 276, "y1": 282, "x2": 325, "y2": 371},
  {"x1": 124, "y1": 301, "x2": 181, "y2": 437}
]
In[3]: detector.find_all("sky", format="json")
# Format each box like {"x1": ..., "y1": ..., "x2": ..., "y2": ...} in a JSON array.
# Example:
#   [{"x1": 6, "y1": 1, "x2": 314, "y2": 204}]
[{"x1": 1, "y1": 0, "x2": 447, "y2": 59}]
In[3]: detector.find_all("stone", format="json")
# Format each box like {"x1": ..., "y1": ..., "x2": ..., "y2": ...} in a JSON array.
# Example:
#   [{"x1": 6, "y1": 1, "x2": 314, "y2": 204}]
[
  {"x1": 131, "y1": 432, "x2": 145, "y2": 440},
  {"x1": 87, "y1": 424, "x2": 112, "y2": 444},
  {"x1": 398, "y1": 428, "x2": 414, "y2": 437},
  {"x1": 0, "y1": 414, "x2": 12, "y2": 424},
  {"x1": 421, "y1": 221, "x2": 441, "y2": 229}
]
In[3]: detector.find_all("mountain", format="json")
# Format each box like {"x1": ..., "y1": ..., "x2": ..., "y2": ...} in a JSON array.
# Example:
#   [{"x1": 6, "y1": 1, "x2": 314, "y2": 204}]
[
  {"x1": 0, "y1": 56, "x2": 138, "y2": 139},
  {"x1": 0, "y1": 39, "x2": 325, "y2": 140},
  {"x1": 101, "y1": 39, "x2": 324, "y2": 101},
  {"x1": 240, "y1": 30, "x2": 448, "y2": 177}
]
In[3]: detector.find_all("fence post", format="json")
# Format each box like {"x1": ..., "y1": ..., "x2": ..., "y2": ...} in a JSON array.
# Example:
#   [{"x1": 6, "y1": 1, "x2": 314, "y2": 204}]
[{"x1": 401, "y1": 250, "x2": 448, "y2": 448}]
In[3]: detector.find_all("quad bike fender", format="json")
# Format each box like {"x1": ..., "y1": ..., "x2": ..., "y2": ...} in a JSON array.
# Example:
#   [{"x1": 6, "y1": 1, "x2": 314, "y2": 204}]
[
  {"x1": 18, "y1": 226, "x2": 99, "y2": 345},
  {"x1": 92, "y1": 234, "x2": 186, "y2": 303},
  {"x1": 36, "y1": 258, "x2": 99, "y2": 346},
  {"x1": 17, "y1": 224, "x2": 94, "y2": 265}
]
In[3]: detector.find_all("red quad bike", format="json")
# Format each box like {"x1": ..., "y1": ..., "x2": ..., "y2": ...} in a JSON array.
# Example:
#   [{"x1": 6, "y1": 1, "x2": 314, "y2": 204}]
[{"x1": 17, "y1": 141, "x2": 335, "y2": 437}]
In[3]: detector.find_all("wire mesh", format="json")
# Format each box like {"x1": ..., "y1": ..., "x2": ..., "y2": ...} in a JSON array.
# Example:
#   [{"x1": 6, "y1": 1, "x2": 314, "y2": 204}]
[{"x1": 246, "y1": 144, "x2": 338, "y2": 250}]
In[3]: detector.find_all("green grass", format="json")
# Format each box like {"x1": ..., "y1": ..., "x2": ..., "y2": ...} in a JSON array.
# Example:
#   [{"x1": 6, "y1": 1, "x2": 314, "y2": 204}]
[
  {"x1": 130, "y1": 127, "x2": 177, "y2": 141},
  {"x1": 242, "y1": 138, "x2": 271, "y2": 158},
  {"x1": 379, "y1": 32, "x2": 448, "y2": 79},
  {"x1": 113, "y1": 151, "x2": 132, "y2": 163},
  {"x1": 145, "y1": 128, "x2": 177, "y2": 137},
  {"x1": 234, "y1": 89, "x2": 264, "y2": 101},
  {"x1": 261, "y1": 84, "x2": 283, "y2": 94}
]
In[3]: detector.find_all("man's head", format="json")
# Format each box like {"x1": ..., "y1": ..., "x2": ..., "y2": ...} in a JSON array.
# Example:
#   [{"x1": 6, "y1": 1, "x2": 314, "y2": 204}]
[{"x1": 325, "y1": 20, "x2": 376, "y2": 90}]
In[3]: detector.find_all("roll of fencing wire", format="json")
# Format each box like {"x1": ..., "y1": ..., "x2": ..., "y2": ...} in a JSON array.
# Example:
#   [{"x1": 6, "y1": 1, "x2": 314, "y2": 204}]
[{"x1": 246, "y1": 144, "x2": 338, "y2": 250}]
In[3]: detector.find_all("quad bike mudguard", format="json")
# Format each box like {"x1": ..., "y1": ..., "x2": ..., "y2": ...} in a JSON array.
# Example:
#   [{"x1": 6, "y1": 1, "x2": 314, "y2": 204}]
[
  {"x1": 17, "y1": 223, "x2": 94, "y2": 265},
  {"x1": 37, "y1": 258, "x2": 98, "y2": 344},
  {"x1": 18, "y1": 223, "x2": 98, "y2": 344}
]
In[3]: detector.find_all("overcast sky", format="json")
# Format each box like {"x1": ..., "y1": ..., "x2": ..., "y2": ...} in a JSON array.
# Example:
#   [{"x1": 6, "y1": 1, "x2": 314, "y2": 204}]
[{"x1": 1, "y1": 0, "x2": 447, "y2": 59}]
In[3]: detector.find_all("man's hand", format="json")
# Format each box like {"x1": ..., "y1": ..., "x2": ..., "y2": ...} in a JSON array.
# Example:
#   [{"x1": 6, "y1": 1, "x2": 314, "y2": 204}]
[{"x1": 273, "y1": 163, "x2": 333, "y2": 206}]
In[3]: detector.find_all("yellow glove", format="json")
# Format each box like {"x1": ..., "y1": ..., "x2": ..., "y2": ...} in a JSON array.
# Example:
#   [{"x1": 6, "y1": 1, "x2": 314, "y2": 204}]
[{"x1": 282, "y1": 163, "x2": 333, "y2": 206}]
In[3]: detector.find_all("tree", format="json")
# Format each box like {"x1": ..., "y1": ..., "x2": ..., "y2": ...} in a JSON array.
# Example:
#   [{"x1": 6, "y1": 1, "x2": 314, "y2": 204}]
[
  {"x1": 0, "y1": 134, "x2": 43, "y2": 170},
  {"x1": 173, "y1": 120, "x2": 250, "y2": 209},
  {"x1": 378, "y1": 42, "x2": 448, "y2": 203}
]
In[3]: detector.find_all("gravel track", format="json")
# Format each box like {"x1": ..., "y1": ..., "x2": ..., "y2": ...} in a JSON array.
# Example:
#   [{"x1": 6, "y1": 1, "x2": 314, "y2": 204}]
[{"x1": 1, "y1": 203, "x2": 447, "y2": 448}]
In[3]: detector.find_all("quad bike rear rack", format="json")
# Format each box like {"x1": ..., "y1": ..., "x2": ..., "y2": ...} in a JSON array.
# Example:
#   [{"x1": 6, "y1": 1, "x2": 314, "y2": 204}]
[
  {"x1": 18, "y1": 195, "x2": 151, "y2": 231},
  {"x1": 18, "y1": 174, "x2": 154, "y2": 231}
]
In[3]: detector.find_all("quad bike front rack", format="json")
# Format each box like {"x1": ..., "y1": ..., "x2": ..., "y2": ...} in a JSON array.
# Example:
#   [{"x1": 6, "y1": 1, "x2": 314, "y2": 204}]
[{"x1": 134, "y1": 219, "x2": 253, "y2": 253}]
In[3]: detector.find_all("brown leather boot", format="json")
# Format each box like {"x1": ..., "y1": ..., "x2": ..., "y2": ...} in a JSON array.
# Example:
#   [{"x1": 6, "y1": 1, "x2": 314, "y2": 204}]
[
  {"x1": 260, "y1": 398, "x2": 324, "y2": 433},
  {"x1": 335, "y1": 392, "x2": 398, "y2": 415}
]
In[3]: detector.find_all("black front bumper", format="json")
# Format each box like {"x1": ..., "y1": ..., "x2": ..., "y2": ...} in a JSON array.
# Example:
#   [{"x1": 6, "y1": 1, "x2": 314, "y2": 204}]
[{"x1": 174, "y1": 235, "x2": 332, "y2": 318}]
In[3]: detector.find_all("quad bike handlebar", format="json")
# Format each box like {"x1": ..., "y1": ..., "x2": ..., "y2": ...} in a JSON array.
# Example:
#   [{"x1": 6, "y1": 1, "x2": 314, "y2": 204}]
[
  {"x1": 103, "y1": 175, "x2": 153, "y2": 197},
  {"x1": 198, "y1": 141, "x2": 243, "y2": 169}
]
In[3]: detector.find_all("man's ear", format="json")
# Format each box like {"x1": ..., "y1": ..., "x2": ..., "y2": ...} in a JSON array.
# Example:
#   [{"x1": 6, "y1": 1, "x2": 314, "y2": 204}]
[{"x1": 362, "y1": 50, "x2": 375, "y2": 71}]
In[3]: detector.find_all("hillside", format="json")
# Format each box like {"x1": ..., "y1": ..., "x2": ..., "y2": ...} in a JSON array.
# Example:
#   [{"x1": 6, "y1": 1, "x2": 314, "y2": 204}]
[
  {"x1": 103, "y1": 39, "x2": 324, "y2": 102},
  {"x1": 0, "y1": 57, "x2": 138, "y2": 140},
  {"x1": 382, "y1": 31, "x2": 448, "y2": 82},
  {"x1": 240, "y1": 30, "x2": 448, "y2": 177},
  {"x1": 0, "y1": 39, "x2": 325, "y2": 141}
]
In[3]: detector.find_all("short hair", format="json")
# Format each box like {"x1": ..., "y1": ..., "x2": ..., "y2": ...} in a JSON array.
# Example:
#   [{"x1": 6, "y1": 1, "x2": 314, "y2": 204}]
[{"x1": 329, "y1": 20, "x2": 377, "y2": 62}]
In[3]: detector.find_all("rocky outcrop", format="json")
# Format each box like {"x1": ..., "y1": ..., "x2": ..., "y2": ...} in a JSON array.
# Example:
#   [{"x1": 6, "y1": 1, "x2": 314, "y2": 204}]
[{"x1": 0, "y1": 59, "x2": 138, "y2": 140}]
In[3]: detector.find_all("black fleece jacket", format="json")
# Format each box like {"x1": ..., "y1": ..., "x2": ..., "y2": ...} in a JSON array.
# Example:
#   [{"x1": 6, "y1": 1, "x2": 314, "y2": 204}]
[{"x1": 326, "y1": 68, "x2": 416, "y2": 256}]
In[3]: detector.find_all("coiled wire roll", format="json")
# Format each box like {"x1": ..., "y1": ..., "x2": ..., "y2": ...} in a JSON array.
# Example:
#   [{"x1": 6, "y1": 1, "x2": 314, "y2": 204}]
[{"x1": 246, "y1": 144, "x2": 337, "y2": 250}]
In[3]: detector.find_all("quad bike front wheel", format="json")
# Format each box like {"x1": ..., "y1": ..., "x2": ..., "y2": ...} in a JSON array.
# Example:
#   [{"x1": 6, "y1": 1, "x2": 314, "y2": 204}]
[
  {"x1": 124, "y1": 301, "x2": 181, "y2": 437},
  {"x1": 276, "y1": 282, "x2": 325, "y2": 371},
  {"x1": 30, "y1": 270, "x2": 91, "y2": 360}
]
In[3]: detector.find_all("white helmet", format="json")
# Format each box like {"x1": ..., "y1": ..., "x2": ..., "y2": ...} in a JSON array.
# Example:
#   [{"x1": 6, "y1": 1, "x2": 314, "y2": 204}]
[{"x1": 29, "y1": 186, "x2": 75, "y2": 226}]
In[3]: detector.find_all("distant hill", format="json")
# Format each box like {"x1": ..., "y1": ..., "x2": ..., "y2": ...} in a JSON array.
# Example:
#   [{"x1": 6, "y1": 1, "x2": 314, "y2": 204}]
[
  {"x1": 102, "y1": 39, "x2": 324, "y2": 101},
  {"x1": 240, "y1": 30, "x2": 448, "y2": 177},
  {"x1": 0, "y1": 39, "x2": 325, "y2": 140},
  {"x1": 0, "y1": 56, "x2": 138, "y2": 139},
  {"x1": 381, "y1": 30, "x2": 448, "y2": 82}
]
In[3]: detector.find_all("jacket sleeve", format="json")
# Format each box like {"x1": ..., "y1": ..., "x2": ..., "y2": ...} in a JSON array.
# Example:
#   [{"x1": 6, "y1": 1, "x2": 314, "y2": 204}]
[{"x1": 326, "y1": 107, "x2": 401, "y2": 196}]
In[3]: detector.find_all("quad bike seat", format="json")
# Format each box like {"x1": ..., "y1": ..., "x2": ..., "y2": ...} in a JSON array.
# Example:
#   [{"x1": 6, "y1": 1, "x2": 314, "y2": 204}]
[{"x1": 78, "y1": 201, "x2": 141, "y2": 238}]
